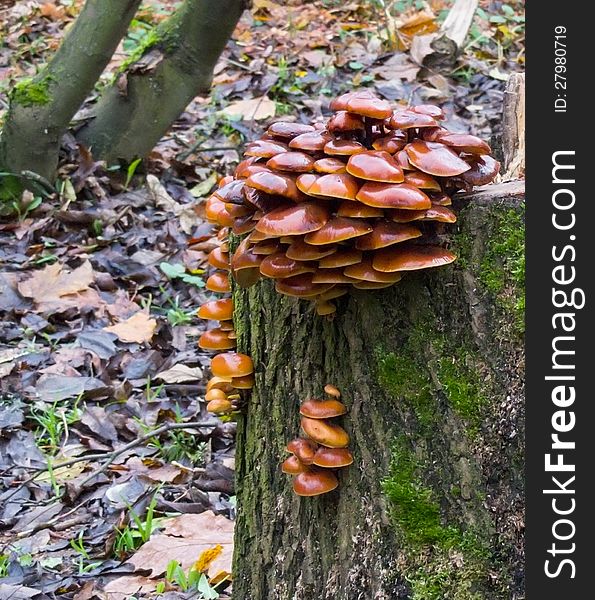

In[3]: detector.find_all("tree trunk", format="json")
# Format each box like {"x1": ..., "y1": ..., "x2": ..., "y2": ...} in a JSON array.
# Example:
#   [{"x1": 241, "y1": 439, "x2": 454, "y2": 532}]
[
  {"x1": 231, "y1": 181, "x2": 525, "y2": 600},
  {"x1": 76, "y1": 0, "x2": 246, "y2": 164},
  {"x1": 0, "y1": 0, "x2": 142, "y2": 181}
]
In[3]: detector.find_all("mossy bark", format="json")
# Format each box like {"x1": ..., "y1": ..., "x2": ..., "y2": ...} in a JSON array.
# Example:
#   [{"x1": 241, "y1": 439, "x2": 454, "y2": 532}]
[
  {"x1": 232, "y1": 181, "x2": 525, "y2": 600},
  {"x1": 76, "y1": 0, "x2": 246, "y2": 163},
  {"x1": 0, "y1": 0, "x2": 142, "y2": 181}
]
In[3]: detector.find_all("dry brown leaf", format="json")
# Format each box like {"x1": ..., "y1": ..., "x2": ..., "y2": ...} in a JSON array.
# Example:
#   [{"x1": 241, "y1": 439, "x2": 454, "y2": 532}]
[
  {"x1": 156, "y1": 363, "x2": 203, "y2": 383},
  {"x1": 17, "y1": 261, "x2": 103, "y2": 312},
  {"x1": 102, "y1": 575, "x2": 156, "y2": 600},
  {"x1": 146, "y1": 174, "x2": 200, "y2": 234},
  {"x1": 103, "y1": 311, "x2": 157, "y2": 344},
  {"x1": 221, "y1": 95, "x2": 276, "y2": 121}
]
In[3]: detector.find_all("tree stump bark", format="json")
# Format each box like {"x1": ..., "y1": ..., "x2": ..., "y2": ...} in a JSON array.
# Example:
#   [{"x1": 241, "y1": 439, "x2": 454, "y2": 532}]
[{"x1": 231, "y1": 181, "x2": 525, "y2": 600}]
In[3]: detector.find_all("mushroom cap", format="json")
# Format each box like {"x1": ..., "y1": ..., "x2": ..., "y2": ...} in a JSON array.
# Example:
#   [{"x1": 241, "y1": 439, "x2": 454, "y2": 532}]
[
  {"x1": 197, "y1": 298, "x2": 234, "y2": 321},
  {"x1": 300, "y1": 398, "x2": 347, "y2": 419},
  {"x1": 404, "y1": 170, "x2": 442, "y2": 191},
  {"x1": 244, "y1": 139, "x2": 289, "y2": 158},
  {"x1": 256, "y1": 203, "x2": 330, "y2": 237},
  {"x1": 314, "y1": 158, "x2": 347, "y2": 174},
  {"x1": 312, "y1": 269, "x2": 356, "y2": 284},
  {"x1": 260, "y1": 252, "x2": 316, "y2": 279},
  {"x1": 205, "y1": 388, "x2": 227, "y2": 402},
  {"x1": 423, "y1": 205, "x2": 457, "y2": 223},
  {"x1": 251, "y1": 240, "x2": 283, "y2": 255},
  {"x1": 205, "y1": 197, "x2": 234, "y2": 227},
  {"x1": 281, "y1": 455, "x2": 309, "y2": 474},
  {"x1": 208, "y1": 247, "x2": 231, "y2": 270},
  {"x1": 324, "y1": 139, "x2": 365, "y2": 156},
  {"x1": 336, "y1": 201, "x2": 384, "y2": 219},
  {"x1": 315, "y1": 301, "x2": 337, "y2": 316},
  {"x1": 352, "y1": 280, "x2": 396, "y2": 289},
  {"x1": 301, "y1": 417, "x2": 350, "y2": 448},
  {"x1": 313, "y1": 447, "x2": 354, "y2": 468},
  {"x1": 372, "y1": 131, "x2": 407, "y2": 154},
  {"x1": 285, "y1": 237, "x2": 338, "y2": 261},
  {"x1": 412, "y1": 104, "x2": 445, "y2": 119},
  {"x1": 218, "y1": 320, "x2": 235, "y2": 331},
  {"x1": 405, "y1": 140, "x2": 471, "y2": 176},
  {"x1": 287, "y1": 437, "x2": 318, "y2": 465},
  {"x1": 330, "y1": 90, "x2": 392, "y2": 119},
  {"x1": 344, "y1": 258, "x2": 403, "y2": 283},
  {"x1": 318, "y1": 247, "x2": 362, "y2": 268},
  {"x1": 288, "y1": 131, "x2": 332, "y2": 152},
  {"x1": 324, "y1": 384, "x2": 341, "y2": 398},
  {"x1": 293, "y1": 469, "x2": 339, "y2": 496},
  {"x1": 372, "y1": 244, "x2": 457, "y2": 272},
  {"x1": 266, "y1": 151, "x2": 316, "y2": 173},
  {"x1": 389, "y1": 208, "x2": 428, "y2": 223},
  {"x1": 355, "y1": 221, "x2": 422, "y2": 250},
  {"x1": 438, "y1": 133, "x2": 491, "y2": 155},
  {"x1": 327, "y1": 111, "x2": 365, "y2": 132},
  {"x1": 304, "y1": 173, "x2": 360, "y2": 200},
  {"x1": 235, "y1": 157, "x2": 266, "y2": 179},
  {"x1": 304, "y1": 217, "x2": 372, "y2": 245},
  {"x1": 206, "y1": 271, "x2": 231, "y2": 293},
  {"x1": 356, "y1": 182, "x2": 431, "y2": 210},
  {"x1": 346, "y1": 151, "x2": 405, "y2": 183},
  {"x1": 267, "y1": 121, "x2": 316, "y2": 139},
  {"x1": 211, "y1": 352, "x2": 254, "y2": 378},
  {"x1": 245, "y1": 171, "x2": 301, "y2": 201},
  {"x1": 198, "y1": 328, "x2": 236, "y2": 350},
  {"x1": 275, "y1": 273, "x2": 335, "y2": 298},
  {"x1": 232, "y1": 214, "x2": 257, "y2": 235},
  {"x1": 207, "y1": 398, "x2": 234, "y2": 414},
  {"x1": 231, "y1": 238, "x2": 264, "y2": 271},
  {"x1": 233, "y1": 266, "x2": 261, "y2": 288},
  {"x1": 461, "y1": 155, "x2": 500, "y2": 186},
  {"x1": 231, "y1": 373, "x2": 255, "y2": 389},
  {"x1": 389, "y1": 110, "x2": 438, "y2": 130},
  {"x1": 206, "y1": 376, "x2": 233, "y2": 392},
  {"x1": 213, "y1": 179, "x2": 245, "y2": 203},
  {"x1": 429, "y1": 192, "x2": 452, "y2": 206},
  {"x1": 296, "y1": 173, "x2": 320, "y2": 194}
]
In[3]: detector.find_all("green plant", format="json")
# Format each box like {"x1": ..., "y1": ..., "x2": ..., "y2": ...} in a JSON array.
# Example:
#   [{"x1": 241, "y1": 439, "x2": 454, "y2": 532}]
[
  {"x1": 0, "y1": 554, "x2": 9, "y2": 577},
  {"x1": 124, "y1": 158, "x2": 142, "y2": 190},
  {"x1": 29, "y1": 396, "x2": 82, "y2": 454},
  {"x1": 70, "y1": 531, "x2": 102, "y2": 575},
  {"x1": 160, "y1": 263, "x2": 206, "y2": 288},
  {"x1": 114, "y1": 489, "x2": 162, "y2": 557},
  {"x1": 165, "y1": 560, "x2": 219, "y2": 598}
]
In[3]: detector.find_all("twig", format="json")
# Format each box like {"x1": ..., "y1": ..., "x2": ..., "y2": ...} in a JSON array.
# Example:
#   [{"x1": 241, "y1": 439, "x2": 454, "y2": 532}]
[{"x1": 3, "y1": 420, "x2": 218, "y2": 502}]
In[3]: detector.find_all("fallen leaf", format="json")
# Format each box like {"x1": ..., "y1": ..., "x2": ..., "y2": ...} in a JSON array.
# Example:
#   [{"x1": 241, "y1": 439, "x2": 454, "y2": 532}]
[
  {"x1": 156, "y1": 363, "x2": 203, "y2": 383},
  {"x1": 35, "y1": 374, "x2": 106, "y2": 402},
  {"x1": 80, "y1": 406, "x2": 118, "y2": 442},
  {"x1": 146, "y1": 174, "x2": 200, "y2": 234},
  {"x1": 221, "y1": 95, "x2": 276, "y2": 121},
  {"x1": 17, "y1": 261, "x2": 103, "y2": 313},
  {"x1": 104, "y1": 311, "x2": 157, "y2": 344}
]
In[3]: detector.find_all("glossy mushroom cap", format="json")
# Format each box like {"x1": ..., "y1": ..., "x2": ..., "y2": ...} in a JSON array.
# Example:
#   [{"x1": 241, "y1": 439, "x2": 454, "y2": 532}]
[
  {"x1": 207, "y1": 398, "x2": 234, "y2": 414},
  {"x1": 300, "y1": 398, "x2": 347, "y2": 419},
  {"x1": 301, "y1": 417, "x2": 350, "y2": 448},
  {"x1": 287, "y1": 438, "x2": 318, "y2": 465},
  {"x1": 281, "y1": 455, "x2": 309, "y2": 474},
  {"x1": 356, "y1": 182, "x2": 431, "y2": 210},
  {"x1": 285, "y1": 238, "x2": 338, "y2": 261},
  {"x1": 293, "y1": 469, "x2": 339, "y2": 496},
  {"x1": 197, "y1": 298, "x2": 234, "y2": 321},
  {"x1": 211, "y1": 352, "x2": 254, "y2": 378},
  {"x1": 206, "y1": 271, "x2": 231, "y2": 293},
  {"x1": 267, "y1": 121, "x2": 316, "y2": 139},
  {"x1": 312, "y1": 447, "x2": 354, "y2": 468},
  {"x1": 372, "y1": 244, "x2": 457, "y2": 272},
  {"x1": 330, "y1": 90, "x2": 392, "y2": 119},
  {"x1": 198, "y1": 328, "x2": 236, "y2": 350},
  {"x1": 231, "y1": 374, "x2": 255, "y2": 389},
  {"x1": 266, "y1": 152, "x2": 315, "y2": 173},
  {"x1": 304, "y1": 173, "x2": 360, "y2": 200},
  {"x1": 405, "y1": 140, "x2": 471, "y2": 177},
  {"x1": 255, "y1": 203, "x2": 330, "y2": 237},
  {"x1": 260, "y1": 252, "x2": 316, "y2": 279},
  {"x1": 245, "y1": 171, "x2": 301, "y2": 201},
  {"x1": 304, "y1": 217, "x2": 372, "y2": 245},
  {"x1": 346, "y1": 151, "x2": 405, "y2": 183},
  {"x1": 205, "y1": 388, "x2": 227, "y2": 402},
  {"x1": 355, "y1": 221, "x2": 422, "y2": 250}
]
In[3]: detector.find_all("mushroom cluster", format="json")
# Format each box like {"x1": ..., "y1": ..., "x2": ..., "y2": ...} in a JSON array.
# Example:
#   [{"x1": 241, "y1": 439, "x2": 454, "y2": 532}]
[
  {"x1": 206, "y1": 90, "x2": 499, "y2": 315},
  {"x1": 282, "y1": 385, "x2": 353, "y2": 496},
  {"x1": 197, "y1": 233, "x2": 254, "y2": 414}
]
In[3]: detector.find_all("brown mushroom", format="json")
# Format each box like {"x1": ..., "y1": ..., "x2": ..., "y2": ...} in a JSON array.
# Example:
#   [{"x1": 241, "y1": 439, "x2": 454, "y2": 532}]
[
  {"x1": 327, "y1": 110, "x2": 365, "y2": 132},
  {"x1": 312, "y1": 447, "x2": 354, "y2": 468},
  {"x1": 389, "y1": 110, "x2": 438, "y2": 130},
  {"x1": 244, "y1": 139, "x2": 289, "y2": 158},
  {"x1": 300, "y1": 398, "x2": 347, "y2": 419},
  {"x1": 301, "y1": 416, "x2": 349, "y2": 448},
  {"x1": 211, "y1": 352, "x2": 254, "y2": 378},
  {"x1": 206, "y1": 271, "x2": 231, "y2": 293},
  {"x1": 266, "y1": 152, "x2": 316, "y2": 173},
  {"x1": 231, "y1": 374, "x2": 255, "y2": 389},
  {"x1": 404, "y1": 170, "x2": 442, "y2": 191},
  {"x1": 281, "y1": 455, "x2": 309, "y2": 474},
  {"x1": 208, "y1": 247, "x2": 231, "y2": 270},
  {"x1": 288, "y1": 131, "x2": 333, "y2": 152},
  {"x1": 287, "y1": 438, "x2": 318, "y2": 465},
  {"x1": 346, "y1": 151, "x2": 405, "y2": 183},
  {"x1": 275, "y1": 273, "x2": 335, "y2": 298},
  {"x1": 356, "y1": 182, "x2": 431, "y2": 210},
  {"x1": 305, "y1": 173, "x2": 360, "y2": 200},
  {"x1": 412, "y1": 104, "x2": 445, "y2": 119},
  {"x1": 255, "y1": 203, "x2": 330, "y2": 237},
  {"x1": 260, "y1": 252, "x2": 317, "y2": 279},
  {"x1": 324, "y1": 139, "x2": 365, "y2": 156},
  {"x1": 336, "y1": 201, "x2": 384, "y2": 219},
  {"x1": 423, "y1": 205, "x2": 457, "y2": 223},
  {"x1": 461, "y1": 155, "x2": 500, "y2": 186},
  {"x1": 355, "y1": 221, "x2": 422, "y2": 250},
  {"x1": 372, "y1": 131, "x2": 407, "y2": 153},
  {"x1": 285, "y1": 238, "x2": 338, "y2": 261},
  {"x1": 314, "y1": 158, "x2": 348, "y2": 174},
  {"x1": 207, "y1": 398, "x2": 234, "y2": 414},
  {"x1": 343, "y1": 258, "x2": 403, "y2": 283},
  {"x1": 405, "y1": 140, "x2": 471, "y2": 176},
  {"x1": 293, "y1": 469, "x2": 339, "y2": 496},
  {"x1": 317, "y1": 248, "x2": 362, "y2": 268},
  {"x1": 197, "y1": 298, "x2": 234, "y2": 321},
  {"x1": 438, "y1": 133, "x2": 491, "y2": 155},
  {"x1": 198, "y1": 328, "x2": 236, "y2": 351},
  {"x1": 372, "y1": 244, "x2": 457, "y2": 272},
  {"x1": 304, "y1": 217, "x2": 372, "y2": 245},
  {"x1": 324, "y1": 384, "x2": 341, "y2": 398},
  {"x1": 330, "y1": 90, "x2": 392, "y2": 119},
  {"x1": 267, "y1": 122, "x2": 316, "y2": 139},
  {"x1": 245, "y1": 171, "x2": 301, "y2": 201}
]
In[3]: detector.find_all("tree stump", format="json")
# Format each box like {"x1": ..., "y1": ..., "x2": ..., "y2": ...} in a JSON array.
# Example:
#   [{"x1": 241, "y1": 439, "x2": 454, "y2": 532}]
[{"x1": 232, "y1": 180, "x2": 525, "y2": 600}]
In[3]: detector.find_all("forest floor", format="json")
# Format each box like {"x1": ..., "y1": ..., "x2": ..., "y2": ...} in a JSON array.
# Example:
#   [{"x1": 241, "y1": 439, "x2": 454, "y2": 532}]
[{"x1": 0, "y1": 1, "x2": 524, "y2": 598}]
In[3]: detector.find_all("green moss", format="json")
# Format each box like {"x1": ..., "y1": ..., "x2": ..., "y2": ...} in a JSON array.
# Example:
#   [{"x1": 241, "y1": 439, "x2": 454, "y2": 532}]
[
  {"x1": 479, "y1": 207, "x2": 525, "y2": 335},
  {"x1": 12, "y1": 75, "x2": 53, "y2": 106}
]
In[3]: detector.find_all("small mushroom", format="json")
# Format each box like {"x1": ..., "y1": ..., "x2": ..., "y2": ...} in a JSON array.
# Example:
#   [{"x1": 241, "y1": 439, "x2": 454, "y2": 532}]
[
  {"x1": 197, "y1": 298, "x2": 234, "y2": 321},
  {"x1": 285, "y1": 238, "x2": 338, "y2": 261},
  {"x1": 324, "y1": 384, "x2": 341, "y2": 398},
  {"x1": 355, "y1": 221, "x2": 422, "y2": 250},
  {"x1": 245, "y1": 171, "x2": 301, "y2": 201},
  {"x1": 304, "y1": 173, "x2": 360, "y2": 200},
  {"x1": 336, "y1": 201, "x2": 384, "y2": 219},
  {"x1": 304, "y1": 217, "x2": 372, "y2": 245},
  {"x1": 372, "y1": 244, "x2": 457, "y2": 272},
  {"x1": 312, "y1": 447, "x2": 353, "y2": 468},
  {"x1": 438, "y1": 133, "x2": 491, "y2": 155},
  {"x1": 287, "y1": 438, "x2": 318, "y2": 465},
  {"x1": 404, "y1": 140, "x2": 471, "y2": 177},
  {"x1": 327, "y1": 110, "x2": 365, "y2": 132},
  {"x1": 210, "y1": 352, "x2": 254, "y2": 378},
  {"x1": 461, "y1": 155, "x2": 500, "y2": 186},
  {"x1": 231, "y1": 374, "x2": 255, "y2": 389},
  {"x1": 330, "y1": 90, "x2": 392, "y2": 119},
  {"x1": 288, "y1": 131, "x2": 333, "y2": 152},
  {"x1": 206, "y1": 271, "x2": 231, "y2": 293},
  {"x1": 267, "y1": 122, "x2": 316, "y2": 139},
  {"x1": 244, "y1": 139, "x2": 289, "y2": 158},
  {"x1": 255, "y1": 203, "x2": 331, "y2": 237},
  {"x1": 423, "y1": 205, "x2": 457, "y2": 223},
  {"x1": 260, "y1": 252, "x2": 317, "y2": 279},
  {"x1": 356, "y1": 182, "x2": 431, "y2": 210},
  {"x1": 314, "y1": 158, "x2": 348, "y2": 174},
  {"x1": 300, "y1": 398, "x2": 347, "y2": 419},
  {"x1": 346, "y1": 151, "x2": 405, "y2": 183},
  {"x1": 293, "y1": 469, "x2": 339, "y2": 496},
  {"x1": 281, "y1": 455, "x2": 309, "y2": 474},
  {"x1": 301, "y1": 416, "x2": 349, "y2": 448},
  {"x1": 389, "y1": 110, "x2": 438, "y2": 130},
  {"x1": 205, "y1": 388, "x2": 227, "y2": 402},
  {"x1": 343, "y1": 258, "x2": 403, "y2": 283},
  {"x1": 208, "y1": 247, "x2": 231, "y2": 270},
  {"x1": 324, "y1": 139, "x2": 365, "y2": 156},
  {"x1": 266, "y1": 152, "x2": 316, "y2": 173},
  {"x1": 198, "y1": 328, "x2": 236, "y2": 350},
  {"x1": 207, "y1": 398, "x2": 234, "y2": 414},
  {"x1": 404, "y1": 170, "x2": 442, "y2": 191}
]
